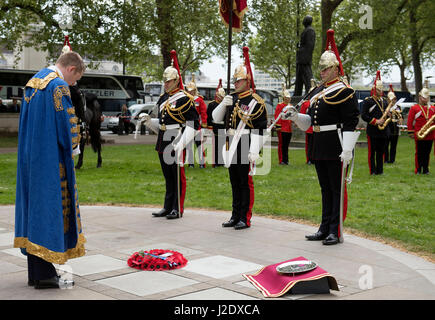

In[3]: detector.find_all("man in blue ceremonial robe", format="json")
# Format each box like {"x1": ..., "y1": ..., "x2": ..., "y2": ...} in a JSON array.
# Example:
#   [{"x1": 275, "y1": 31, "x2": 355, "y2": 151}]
[{"x1": 14, "y1": 51, "x2": 87, "y2": 289}]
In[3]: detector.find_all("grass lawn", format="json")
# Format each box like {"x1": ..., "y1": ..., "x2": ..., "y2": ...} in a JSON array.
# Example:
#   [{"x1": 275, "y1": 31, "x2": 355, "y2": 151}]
[{"x1": 0, "y1": 133, "x2": 434, "y2": 261}]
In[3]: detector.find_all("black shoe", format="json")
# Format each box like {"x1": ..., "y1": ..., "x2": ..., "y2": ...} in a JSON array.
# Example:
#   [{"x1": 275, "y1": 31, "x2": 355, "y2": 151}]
[
  {"x1": 34, "y1": 276, "x2": 61, "y2": 289},
  {"x1": 199, "y1": 164, "x2": 205, "y2": 169},
  {"x1": 305, "y1": 231, "x2": 328, "y2": 241},
  {"x1": 152, "y1": 209, "x2": 170, "y2": 217},
  {"x1": 166, "y1": 210, "x2": 182, "y2": 219},
  {"x1": 234, "y1": 221, "x2": 249, "y2": 230},
  {"x1": 222, "y1": 219, "x2": 238, "y2": 227},
  {"x1": 188, "y1": 164, "x2": 194, "y2": 168},
  {"x1": 28, "y1": 279, "x2": 35, "y2": 286},
  {"x1": 322, "y1": 234, "x2": 339, "y2": 245}
]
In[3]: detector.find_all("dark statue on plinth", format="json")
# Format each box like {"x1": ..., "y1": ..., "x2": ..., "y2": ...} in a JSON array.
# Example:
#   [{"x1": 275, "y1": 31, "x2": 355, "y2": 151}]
[{"x1": 294, "y1": 16, "x2": 316, "y2": 96}]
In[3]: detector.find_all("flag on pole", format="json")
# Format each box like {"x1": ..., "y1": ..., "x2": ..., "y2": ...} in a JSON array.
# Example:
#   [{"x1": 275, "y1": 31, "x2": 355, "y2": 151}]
[{"x1": 219, "y1": 0, "x2": 248, "y2": 32}]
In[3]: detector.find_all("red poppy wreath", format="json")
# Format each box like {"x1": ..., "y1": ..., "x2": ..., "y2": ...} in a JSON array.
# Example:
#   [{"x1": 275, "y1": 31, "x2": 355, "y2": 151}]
[{"x1": 127, "y1": 249, "x2": 188, "y2": 271}]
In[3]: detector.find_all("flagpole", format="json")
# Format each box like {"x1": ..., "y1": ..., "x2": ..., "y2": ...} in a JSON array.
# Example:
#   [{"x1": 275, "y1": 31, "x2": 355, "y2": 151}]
[
  {"x1": 225, "y1": 0, "x2": 233, "y2": 145},
  {"x1": 227, "y1": 0, "x2": 233, "y2": 94}
]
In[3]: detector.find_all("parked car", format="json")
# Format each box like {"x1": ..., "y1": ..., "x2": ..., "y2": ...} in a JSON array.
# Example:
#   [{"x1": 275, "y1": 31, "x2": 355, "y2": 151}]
[{"x1": 107, "y1": 103, "x2": 157, "y2": 134}]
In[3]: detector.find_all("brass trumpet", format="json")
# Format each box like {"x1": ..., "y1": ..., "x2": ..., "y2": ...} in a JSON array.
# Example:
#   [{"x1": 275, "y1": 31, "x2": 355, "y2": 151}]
[{"x1": 417, "y1": 114, "x2": 435, "y2": 140}]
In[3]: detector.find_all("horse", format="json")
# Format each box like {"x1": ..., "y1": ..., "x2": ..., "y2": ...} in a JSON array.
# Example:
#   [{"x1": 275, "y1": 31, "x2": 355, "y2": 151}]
[{"x1": 70, "y1": 85, "x2": 103, "y2": 169}]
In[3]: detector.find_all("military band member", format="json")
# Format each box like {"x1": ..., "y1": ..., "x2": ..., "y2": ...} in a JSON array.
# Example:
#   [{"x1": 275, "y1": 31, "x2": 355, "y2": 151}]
[
  {"x1": 212, "y1": 47, "x2": 267, "y2": 230},
  {"x1": 143, "y1": 51, "x2": 199, "y2": 219},
  {"x1": 186, "y1": 76, "x2": 207, "y2": 168},
  {"x1": 207, "y1": 82, "x2": 226, "y2": 167},
  {"x1": 385, "y1": 85, "x2": 402, "y2": 164},
  {"x1": 282, "y1": 30, "x2": 360, "y2": 245},
  {"x1": 407, "y1": 87, "x2": 435, "y2": 174},
  {"x1": 274, "y1": 87, "x2": 293, "y2": 165},
  {"x1": 361, "y1": 71, "x2": 389, "y2": 175}
]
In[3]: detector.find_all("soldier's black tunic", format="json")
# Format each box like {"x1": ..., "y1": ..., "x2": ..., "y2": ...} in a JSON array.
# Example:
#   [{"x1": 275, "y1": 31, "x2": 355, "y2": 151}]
[
  {"x1": 225, "y1": 90, "x2": 267, "y2": 227},
  {"x1": 155, "y1": 88, "x2": 199, "y2": 214},
  {"x1": 305, "y1": 78, "x2": 359, "y2": 236}
]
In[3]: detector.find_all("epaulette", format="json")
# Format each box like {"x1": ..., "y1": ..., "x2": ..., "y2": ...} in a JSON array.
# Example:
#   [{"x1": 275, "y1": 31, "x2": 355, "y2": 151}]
[
  {"x1": 252, "y1": 93, "x2": 265, "y2": 105},
  {"x1": 26, "y1": 72, "x2": 59, "y2": 90}
]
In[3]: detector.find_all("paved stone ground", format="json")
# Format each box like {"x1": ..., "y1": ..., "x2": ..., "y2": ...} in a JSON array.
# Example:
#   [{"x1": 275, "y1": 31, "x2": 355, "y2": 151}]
[{"x1": 0, "y1": 205, "x2": 434, "y2": 301}]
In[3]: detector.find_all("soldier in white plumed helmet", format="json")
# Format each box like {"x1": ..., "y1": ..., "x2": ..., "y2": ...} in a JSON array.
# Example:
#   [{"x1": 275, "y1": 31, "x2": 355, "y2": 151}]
[{"x1": 281, "y1": 29, "x2": 360, "y2": 245}]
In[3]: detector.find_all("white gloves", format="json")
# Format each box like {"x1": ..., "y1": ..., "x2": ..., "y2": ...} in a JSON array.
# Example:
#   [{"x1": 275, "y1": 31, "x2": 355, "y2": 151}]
[
  {"x1": 282, "y1": 105, "x2": 298, "y2": 121},
  {"x1": 212, "y1": 95, "x2": 233, "y2": 123},
  {"x1": 173, "y1": 125, "x2": 196, "y2": 163},
  {"x1": 139, "y1": 113, "x2": 151, "y2": 122},
  {"x1": 248, "y1": 133, "x2": 263, "y2": 163},
  {"x1": 221, "y1": 95, "x2": 233, "y2": 106},
  {"x1": 73, "y1": 147, "x2": 81, "y2": 157},
  {"x1": 340, "y1": 150, "x2": 353, "y2": 163},
  {"x1": 140, "y1": 113, "x2": 159, "y2": 134},
  {"x1": 339, "y1": 131, "x2": 361, "y2": 163}
]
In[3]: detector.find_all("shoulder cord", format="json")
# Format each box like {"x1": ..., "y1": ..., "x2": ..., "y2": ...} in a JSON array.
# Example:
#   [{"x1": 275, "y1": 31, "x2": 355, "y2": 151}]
[
  {"x1": 164, "y1": 98, "x2": 193, "y2": 124},
  {"x1": 321, "y1": 87, "x2": 355, "y2": 105},
  {"x1": 233, "y1": 101, "x2": 265, "y2": 128}
]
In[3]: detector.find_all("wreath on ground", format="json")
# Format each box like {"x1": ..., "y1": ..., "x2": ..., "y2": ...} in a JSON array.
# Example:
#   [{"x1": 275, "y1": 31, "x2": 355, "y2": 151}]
[{"x1": 127, "y1": 249, "x2": 188, "y2": 271}]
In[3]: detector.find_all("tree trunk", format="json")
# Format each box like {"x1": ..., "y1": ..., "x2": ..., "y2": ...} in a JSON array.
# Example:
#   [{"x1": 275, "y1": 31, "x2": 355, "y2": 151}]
[
  {"x1": 321, "y1": 0, "x2": 344, "y2": 51},
  {"x1": 399, "y1": 63, "x2": 409, "y2": 92},
  {"x1": 409, "y1": 2, "x2": 423, "y2": 96},
  {"x1": 156, "y1": 0, "x2": 174, "y2": 69}
]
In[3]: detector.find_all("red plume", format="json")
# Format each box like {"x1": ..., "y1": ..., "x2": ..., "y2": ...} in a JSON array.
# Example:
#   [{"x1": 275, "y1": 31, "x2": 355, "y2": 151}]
[
  {"x1": 371, "y1": 70, "x2": 382, "y2": 96},
  {"x1": 389, "y1": 83, "x2": 394, "y2": 93},
  {"x1": 170, "y1": 50, "x2": 184, "y2": 90},
  {"x1": 63, "y1": 35, "x2": 71, "y2": 50},
  {"x1": 215, "y1": 78, "x2": 223, "y2": 100},
  {"x1": 325, "y1": 29, "x2": 344, "y2": 76},
  {"x1": 242, "y1": 46, "x2": 256, "y2": 93}
]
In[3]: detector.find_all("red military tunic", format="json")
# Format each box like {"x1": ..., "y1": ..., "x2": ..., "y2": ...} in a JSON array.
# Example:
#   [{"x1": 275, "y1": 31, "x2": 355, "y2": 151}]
[
  {"x1": 274, "y1": 102, "x2": 292, "y2": 164},
  {"x1": 274, "y1": 102, "x2": 292, "y2": 133},
  {"x1": 195, "y1": 96, "x2": 208, "y2": 129},
  {"x1": 407, "y1": 103, "x2": 435, "y2": 141},
  {"x1": 407, "y1": 103, "x2": 435, "y2": 174}
]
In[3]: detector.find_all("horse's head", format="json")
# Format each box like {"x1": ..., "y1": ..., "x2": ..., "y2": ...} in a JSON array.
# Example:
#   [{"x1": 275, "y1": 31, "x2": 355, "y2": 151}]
[{"x1": 70, "y1": 85, "x2": 86, "y2": 121}]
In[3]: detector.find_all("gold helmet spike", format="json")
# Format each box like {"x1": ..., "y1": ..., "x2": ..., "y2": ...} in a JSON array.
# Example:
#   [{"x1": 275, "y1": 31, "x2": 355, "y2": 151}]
[
  {"x1": 232, "y1": 65, "x2": 249, "y2": 83},
  {"x1": 163, "y1": 58, "x2": 179, "y2": 83},
  {"x1": 61, "y1": 35, "x2": 72, "y2": 55},
  {"x1": 186, "y1": 74, "x2": 197, "y2": 93},
  {"x1": 419, "y1": 88, "x2": 430, "y2": 99},
  {"x1": 319, "y1": 30, "x2": 343, "y2": 75},
  {"x1": 216, "y1": 87, "x2": 226, "y2": 99},
  {"x1": 281, "y1": 83, "x2": 291, "y2": 99}
]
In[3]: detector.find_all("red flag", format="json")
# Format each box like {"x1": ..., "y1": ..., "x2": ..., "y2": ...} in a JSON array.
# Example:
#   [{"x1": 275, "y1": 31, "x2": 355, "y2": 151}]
[{"x1": 219, "y1": 0, "x2": 248, "y2": 32}]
